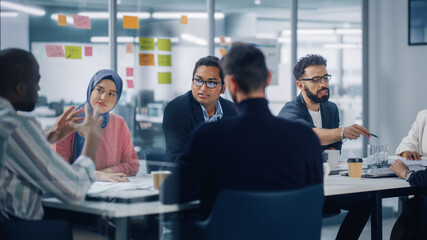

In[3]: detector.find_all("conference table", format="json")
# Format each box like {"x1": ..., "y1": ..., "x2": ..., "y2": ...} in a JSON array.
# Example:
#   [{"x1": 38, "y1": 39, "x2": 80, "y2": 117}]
[{"x1": 43, "y1": 169, "x2": 427, "y2": 240}]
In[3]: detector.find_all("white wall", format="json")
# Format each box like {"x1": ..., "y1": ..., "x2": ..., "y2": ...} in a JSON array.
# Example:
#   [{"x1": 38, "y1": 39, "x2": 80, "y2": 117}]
[{"x1": 369, "y1": 0, "x2": 427, "y2": 153}]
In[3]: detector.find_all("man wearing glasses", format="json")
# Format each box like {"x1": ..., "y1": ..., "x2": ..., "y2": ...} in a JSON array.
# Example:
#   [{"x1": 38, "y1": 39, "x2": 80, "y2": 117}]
[
  {"x1": 162, "y1": 56, "x2": 236, "y2": 167},
  {"x1": 279, "y1": 54, "x2": 371, "y2": 239},
  {"x1": 278, "y1": 54, "x2": 371, "y2": 151}
]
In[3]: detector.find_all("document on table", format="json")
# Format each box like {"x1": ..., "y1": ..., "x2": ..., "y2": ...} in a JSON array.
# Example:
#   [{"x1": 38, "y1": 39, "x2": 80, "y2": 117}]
[
  {"x1": 388, "y1": 155, "x2": 427, "y2": 166},
  {"x1": 87, "y1": 174, "x2": 154, "y2": 195}
]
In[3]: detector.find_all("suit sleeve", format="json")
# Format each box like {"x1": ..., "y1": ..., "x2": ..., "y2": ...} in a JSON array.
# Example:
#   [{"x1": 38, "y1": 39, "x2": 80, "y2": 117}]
[
  {"x1": 278, "y1": 103, "x2": 315, "y2": 129},
  {"x1": 161, "y1": 126, "x2": 213, "y2": 204},
  {"x1": 395, "y1": 111, "x2": 424, "y2": 155},
  {"x1": 326, "y1": 104, "x2": 342, "y2": 151},
  {"x1": 163, "y1": 103, "x2": 192, "y2": 165}
]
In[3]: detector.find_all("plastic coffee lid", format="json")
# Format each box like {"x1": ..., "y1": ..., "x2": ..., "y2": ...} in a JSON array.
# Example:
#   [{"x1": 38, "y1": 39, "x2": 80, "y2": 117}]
[{"x1": 347, "y1": 158, "x2": 363, "y2": 163}]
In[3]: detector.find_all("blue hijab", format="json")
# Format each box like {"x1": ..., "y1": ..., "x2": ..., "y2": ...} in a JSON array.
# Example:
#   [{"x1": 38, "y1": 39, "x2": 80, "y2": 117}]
[{"x1": 72, "y1": 69, "x2": 123, "y2": 162}]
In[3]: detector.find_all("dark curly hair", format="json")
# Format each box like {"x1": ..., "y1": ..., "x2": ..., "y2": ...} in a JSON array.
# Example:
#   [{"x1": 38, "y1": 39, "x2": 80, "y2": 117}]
[{"x1": 293, "y1": 54, "x2": 327, "y2": 81}]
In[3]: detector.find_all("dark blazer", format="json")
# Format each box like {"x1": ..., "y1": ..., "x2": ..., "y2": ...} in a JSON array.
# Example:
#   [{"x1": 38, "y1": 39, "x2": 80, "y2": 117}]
[
  {"x1": 277, "y1": 94, "x2": 342, "y2": 150},
  {"x1": 161, "y1": 98, "x2": 323, "y2": 219},
  {"x1": 162, "y1": 90, "x2": 237, "y2": 166}
]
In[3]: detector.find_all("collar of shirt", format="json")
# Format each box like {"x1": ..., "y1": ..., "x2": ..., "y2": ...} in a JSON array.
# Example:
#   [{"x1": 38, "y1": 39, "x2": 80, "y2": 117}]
[
  {"x1": 200, "y1": 100, "x2": 223, "y2": 123},
  {"x1": 0, "y1": 96, "x2": 15, "y2": 112}
]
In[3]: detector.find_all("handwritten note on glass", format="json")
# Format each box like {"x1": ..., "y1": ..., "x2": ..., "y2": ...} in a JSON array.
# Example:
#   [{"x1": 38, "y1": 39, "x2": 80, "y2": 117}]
[
  {"x1": 45, "y1": 45, "x2": 65, "y2": 58},
  {"x1": 72, "y1": 14, "x2": 91, "y2": 29}
]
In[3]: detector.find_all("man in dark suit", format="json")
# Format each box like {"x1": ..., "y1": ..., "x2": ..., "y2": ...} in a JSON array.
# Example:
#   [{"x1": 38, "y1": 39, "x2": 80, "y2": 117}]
[
  {"x1": 161, "y1": 44, "x2": 323, "y2": 236},
  {"x1": 162, "y1": 56, "x2": 236, "y2": 167}
]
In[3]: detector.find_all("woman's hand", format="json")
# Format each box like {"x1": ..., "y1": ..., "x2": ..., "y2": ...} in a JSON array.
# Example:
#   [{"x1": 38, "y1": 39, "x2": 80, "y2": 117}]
[
  {"x1": 46, "y1": 106, "x2": 84, "y2": 143},
  {"x1": 401, "y1": 151, "x2": 422, "y2": 160},
  {"x1": 389, "y1": 159, "x2": 410, "y2": 179},
  {"x1": 96, "y1": 171, "x2": 129, "y2": 182}
]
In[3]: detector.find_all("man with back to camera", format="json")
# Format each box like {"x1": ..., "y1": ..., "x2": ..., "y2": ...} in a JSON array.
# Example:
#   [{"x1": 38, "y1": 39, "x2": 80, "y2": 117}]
[
  {"x1": 161, "y1": 43, "x2": 324, "y2": 239},
  {"x1": 0, "y1": 48, "x2": 102, "y2": 221},
  {"x1": 278, "y1": 54, "x2": 371, "y2": 239},
  {"x1": 162, "y1": 56, "x2": 236, "y2": 167},
  {"x1": 278, "y1": 54, "x2": 372, "y2": 151}
]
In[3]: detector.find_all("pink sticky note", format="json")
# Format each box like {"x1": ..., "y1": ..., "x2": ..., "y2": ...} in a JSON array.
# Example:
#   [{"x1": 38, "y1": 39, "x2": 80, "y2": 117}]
[
  {"x1": 127, "y1": 80, "x2": 134, "y2": 89},
  {"x1": 126, "y1": 68, "x2": 134, "y2": 77},
  {"x1": 45, "y1": 45, "x2": 65, "y2": 57},
  {"x1": 84, "y1": 46, "x2": 92, "y2": 56},
  {"x1": 73, "y1": 14, "x2": 91, "y2": 29}
]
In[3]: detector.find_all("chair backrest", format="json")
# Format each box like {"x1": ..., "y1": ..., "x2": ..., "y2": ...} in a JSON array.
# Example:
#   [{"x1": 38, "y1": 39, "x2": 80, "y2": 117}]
[
  {"x1": 145, "y1": 150, "x2": 166, "y2": 173},
  {"x1": 205, "y1": 184, "x2": 324, "y2": 240},
  {"x1": 0, "y1": 219, "x2": 73, "y2": 240}
]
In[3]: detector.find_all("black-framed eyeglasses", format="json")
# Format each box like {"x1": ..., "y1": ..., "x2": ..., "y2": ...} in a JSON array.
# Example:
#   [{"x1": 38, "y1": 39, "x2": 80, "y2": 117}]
[
  {"x1": 300, "y1": 74, "x2": 332, "y2": 84},
  {"x1": 192, "y1": 78, "x2": 223, "y2": 89}
]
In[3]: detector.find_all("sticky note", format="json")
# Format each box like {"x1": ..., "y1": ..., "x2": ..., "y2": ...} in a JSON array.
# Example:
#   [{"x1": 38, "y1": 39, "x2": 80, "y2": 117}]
[
  {"x1": 220, "y1": 36, "x2": 227, "y2": 46},
  {"x1": 158, "y1": 55, "x2": 172, "y2": 66},
  {"x1": 65, "y1": 46, "x2": 82, "y2": 59},
  {"x1": 84, "y1": 46, "x2": 92, "y2": 56},
  {"x1": 158, "y1": 72, "x2": 172, "y2": 84},
  {"x1": 139, "y1": 38, "x2": 155, "y2": 51},
  {"x1": 139, "y1": 53, "x2": 155, "y2": 66},
  {"x1": 219, "y1": 48, "x2": 227, "y2": 56},
  {"x1": 181, "y1": 15, "x2": 188, "y2": 24},
  {"x1": 123, "y1": 16, "x2": 139, "y2": 29},
  {"x1": 125, "y1": 43, "x2": 134, "y2": 53},
  {"x1": 126, "y1": 67, "x2": 134, "y2": 77},
  {"x1": 72, "y1": 14, "x2": 91, "y2": 29},
  {"x1": 58, "y1": 15, "x2": 67, "y2": 26},
  {"x1": 45, "y1": 45, "x2": 65, "y2": 57},
  {"x1": 126, "y1": 80, "x2": 134, "y2": 89},
  {"x1": 157, "y1": 38, "x2": 171, "y2": 51}
]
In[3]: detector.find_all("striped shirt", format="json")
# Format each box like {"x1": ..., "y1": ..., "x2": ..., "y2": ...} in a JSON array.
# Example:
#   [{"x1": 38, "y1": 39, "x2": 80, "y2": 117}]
[{"x1": 0, "y1": 97, "x2": 97, "y2": 220}]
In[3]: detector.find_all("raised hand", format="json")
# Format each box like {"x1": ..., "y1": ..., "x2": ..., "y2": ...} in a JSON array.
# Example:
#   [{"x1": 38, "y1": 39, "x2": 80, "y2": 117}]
[{"x1": 46, "y1": 106, "x2": 84, "y2": 143}]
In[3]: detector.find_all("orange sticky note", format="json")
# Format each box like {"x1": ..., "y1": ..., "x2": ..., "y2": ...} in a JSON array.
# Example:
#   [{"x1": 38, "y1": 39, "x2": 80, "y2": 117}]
[
  {"x1": 123, "y1": 16, "x2": 139, "y2": 29},
  {"x1": 125, "y1": 43, "x2": 134, "y2": 53},
  {"x1": 219, "y1": 36, "x2": 227, "y2": 46},
  {"x1": 139, "y1": 53, "x2": 155, "y2": 66},
  {"x1": 181, "y1": 15, "x2": 188, "y2": 24},
  {"x1": 219, "y1": 48, "x2": 227, "y2": 56},
  {"x1": 58, "y1": 15, "x2": 67, "y2": 26}
]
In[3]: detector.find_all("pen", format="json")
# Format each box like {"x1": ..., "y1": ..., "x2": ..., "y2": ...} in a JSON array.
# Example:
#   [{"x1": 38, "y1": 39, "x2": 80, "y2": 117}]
[{"x1": 370, "y1": 133, "x2": 379, "y2": 138}]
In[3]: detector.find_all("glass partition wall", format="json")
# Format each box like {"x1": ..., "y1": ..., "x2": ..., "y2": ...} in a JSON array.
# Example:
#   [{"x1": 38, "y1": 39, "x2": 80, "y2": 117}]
[{"x1": 297, "y1": 0, "x2": 363, "y2": 157}]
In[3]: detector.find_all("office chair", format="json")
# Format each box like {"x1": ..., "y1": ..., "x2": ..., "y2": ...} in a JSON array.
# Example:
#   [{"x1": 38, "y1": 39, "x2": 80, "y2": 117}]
[
  {"x1": 0, "y1": 219, "x2": 73, "y2": 240},
  {"x1": 145, "y1": 150, "x2": 166, "y2": 173},
  {"x1": 184, "y1": 184, "x2": 324, "y2": 240}
]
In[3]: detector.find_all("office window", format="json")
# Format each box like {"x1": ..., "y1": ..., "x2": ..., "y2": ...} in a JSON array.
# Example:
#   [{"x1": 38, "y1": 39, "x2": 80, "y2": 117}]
[{"x1": 297, "y1": 0, "x2": 363, "y2": 157}]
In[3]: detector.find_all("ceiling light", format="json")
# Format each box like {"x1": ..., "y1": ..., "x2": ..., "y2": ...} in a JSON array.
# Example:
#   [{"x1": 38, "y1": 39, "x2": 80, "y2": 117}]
[
  {"x1": 1, "y1": 1, "x2": 45, "y2": 16},
  {"x1": 51, "y1": 14, "x2": 74, "y2": 24},
  {"x1": 78, "y1": 11, "x2": 150, "y2": 19},
  {"x1": 254, "y1": 0, "x2": 261, "y2": 5},
  {"x1": 181, "y1": 33, "x2": 207, "y2": 46},
  {"x1": 152, "y1": 12, "x2": 224, "y2": 19},
  {"x1": 0, "y1": 12, "x2": 18, "y2": 17},
  {"x1": 90, "y1": 36, "x2": 179, "y2": 43},
  {"x1": 323, "y1": 43, "x2": 361, "y2": 49}
]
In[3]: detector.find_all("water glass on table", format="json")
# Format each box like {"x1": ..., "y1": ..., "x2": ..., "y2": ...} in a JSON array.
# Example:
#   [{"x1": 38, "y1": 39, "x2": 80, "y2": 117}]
[{"x1": 367, "y1": 144, "x2": 388, "y2": 168}]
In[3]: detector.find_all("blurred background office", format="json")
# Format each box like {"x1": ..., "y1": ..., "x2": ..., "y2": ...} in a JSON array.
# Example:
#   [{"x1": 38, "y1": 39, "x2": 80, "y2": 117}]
[{"x1": 1, "y1": 0, "x2": 426, "y2": 238}]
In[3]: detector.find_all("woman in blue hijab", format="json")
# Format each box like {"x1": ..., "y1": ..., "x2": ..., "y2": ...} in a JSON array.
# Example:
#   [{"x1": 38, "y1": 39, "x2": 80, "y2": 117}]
[{"x1": 52, "y1": 69, "x2": 139, "y2": 182}]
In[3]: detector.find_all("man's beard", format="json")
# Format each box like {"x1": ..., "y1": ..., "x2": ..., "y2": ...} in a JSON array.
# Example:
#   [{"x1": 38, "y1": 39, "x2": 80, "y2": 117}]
[{"x1": 305, "y1": 87, "x2": 329, "y2": 103}]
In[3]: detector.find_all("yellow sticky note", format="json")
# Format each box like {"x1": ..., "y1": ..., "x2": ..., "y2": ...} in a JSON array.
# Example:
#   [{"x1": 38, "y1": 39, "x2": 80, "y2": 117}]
[
  {"x1": 158, "y1": 72, "x2": 172, "y2": 84},
  {"x1": 58, "y1": 15, "x2": 67, "y2": 26},
  {"x1": 158, "y1": 54, "x2": 172, "y2": 66},
  {"x1": 139, "y1": 38, "x2": 155, "y2": 51},
  {"x1": 123, "y1": 16, "x2": 139, "y2": 29},
  {"x1": 65, "y1": 46, "x2": 82, "y2": 59},
  {"x1": 157, "y1": 38, "x2": 171, "y2": 51},
  {"x1": 181, "y1": 15, "x2": 188, "y2": 24},
  {"x1": 219, "y1": 48, "x2": 227, "y2": 57},
  {"x1": 139, "y1": 53, "x2": 155, "y2": 66}
]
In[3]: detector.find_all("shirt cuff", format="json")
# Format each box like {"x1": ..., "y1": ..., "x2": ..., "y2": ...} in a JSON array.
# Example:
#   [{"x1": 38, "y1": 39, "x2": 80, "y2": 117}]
[{"x1": 73, "y1": 155, "x2": 97, "y2": 182}]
